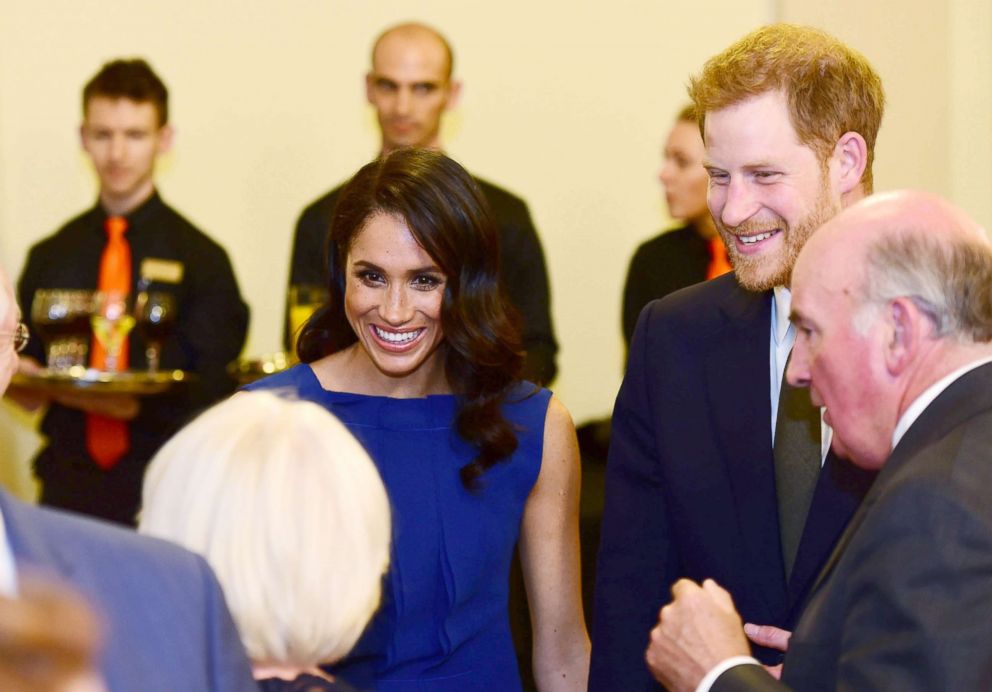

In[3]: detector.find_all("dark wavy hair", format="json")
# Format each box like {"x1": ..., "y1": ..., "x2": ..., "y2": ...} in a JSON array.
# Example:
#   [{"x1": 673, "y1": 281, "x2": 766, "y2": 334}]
[{"x1": 298, "y1": 148, "x2": 525, "y2": 488}]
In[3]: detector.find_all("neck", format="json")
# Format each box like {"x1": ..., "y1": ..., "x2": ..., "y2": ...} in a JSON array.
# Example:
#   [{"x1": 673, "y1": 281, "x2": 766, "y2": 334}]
[
  {"x1": 100, "y1": 182, "x2": 155, "y2": 217},
  {"x1": 380, "y1": 136, "x2": 443, "y2": 157},
  {"x1": 897, "y1": 340, "x2": 992, "y2": 421},
  {"x1": 319, "y1": 343, "x2": 451, "y2": 398},
  {"x1": 252, "y1": 663, "x2": 333, "y2": 682}
]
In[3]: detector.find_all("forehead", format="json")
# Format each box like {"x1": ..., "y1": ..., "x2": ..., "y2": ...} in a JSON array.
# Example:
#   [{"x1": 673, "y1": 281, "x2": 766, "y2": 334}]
[
  {"x1": 666, "y1": 120, "x2": 703, "y2": 152},
  {"x1": 372, "y1": 33, "x2": 449, "y2": 82},
  {"x1": 703, "y1": 91, "x2": 814, "y2": 168},
  {"x1": 84, "y1": 97, "x2": 159, "y2": 128},
  {"x1": 348, "y1": 213, "x2": 435, "y2": 266}
]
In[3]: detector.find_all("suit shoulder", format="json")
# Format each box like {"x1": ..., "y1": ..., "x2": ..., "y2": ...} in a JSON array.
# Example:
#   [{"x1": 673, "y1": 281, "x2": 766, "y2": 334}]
[
  {"x1": 473, "y1": 177, "x2": 531, "y2": 216},
  {"x1": 298, "y1": 184, "x2": 345, "y2": 225},
  {"x1": 631, "y1": 226, "x2": 704, "y2": 259},
  {"x1": 641, "y1": 272, "x2": 745, "y2": 334},
  {"x1": 27, "y1": 208, "x2": 96, "y2": 254},
  {"x1": 32, "y1": 504, "x2": 205, "y2": 576}
]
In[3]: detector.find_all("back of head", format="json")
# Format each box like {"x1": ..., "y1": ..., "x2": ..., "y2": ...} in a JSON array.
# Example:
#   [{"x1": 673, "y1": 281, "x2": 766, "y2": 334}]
[
  {"x1": 689, "y1": 23, "x2": 884, "y2": 191},
  {"x1": 83, "y1": 58, "x2": 168, "y2": 126},
  {"x1": 853, "y1": 192, "x2": 992, "y2": 343},
  {"x1": 139, "y1": 391, "x2": 391, "y2": 669}
]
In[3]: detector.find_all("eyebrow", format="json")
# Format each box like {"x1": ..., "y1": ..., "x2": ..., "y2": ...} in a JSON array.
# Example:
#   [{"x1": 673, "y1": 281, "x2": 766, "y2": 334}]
[{"x1": 352, "y1": 260, "x2": 443, "y2": 275}]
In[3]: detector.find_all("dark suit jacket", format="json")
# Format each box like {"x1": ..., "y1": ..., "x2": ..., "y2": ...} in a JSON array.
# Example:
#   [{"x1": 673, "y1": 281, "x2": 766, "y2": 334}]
[
  {"x1": 714, "y1": 362, "x2": 992, "y2": 692},
  {"x1": 590, "y1": 273, "x2": 874, "y2": 691},
  {"x1": 288, "y1": 176, "x2": 558, "y2": 384},
  {"x1": 0, "y1": 490, "x2": 255, "y2": 691}
]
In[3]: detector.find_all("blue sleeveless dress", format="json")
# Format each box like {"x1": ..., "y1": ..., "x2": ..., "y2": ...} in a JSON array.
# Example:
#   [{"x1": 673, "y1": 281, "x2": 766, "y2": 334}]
[{"x1": 245, "y1": 365, "x2": 550, "y2": 691}]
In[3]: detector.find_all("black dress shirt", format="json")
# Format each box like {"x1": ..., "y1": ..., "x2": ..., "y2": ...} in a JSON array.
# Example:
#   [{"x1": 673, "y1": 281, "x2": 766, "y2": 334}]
[
  {"x1": 17, "y1": 191, "x2": 249, "y2": 524},
  {"x1": 621, "y1": 223, "x2": 710, "y2": 347}
]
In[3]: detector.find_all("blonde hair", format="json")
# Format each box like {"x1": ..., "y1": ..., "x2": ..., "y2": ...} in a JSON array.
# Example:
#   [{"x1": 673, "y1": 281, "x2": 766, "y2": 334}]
[
  {"x1": 139, "y1": 391, "x2": 391, "y2": 668},
  {"x1": 689, "y1": 23, "x2": 884, "y2": 192}
]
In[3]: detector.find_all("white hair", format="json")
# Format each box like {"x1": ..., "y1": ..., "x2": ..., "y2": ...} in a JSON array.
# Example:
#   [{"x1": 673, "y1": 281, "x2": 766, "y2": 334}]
[{"x1": 138, "y1": 390, "x2": 390, "y2": 668}]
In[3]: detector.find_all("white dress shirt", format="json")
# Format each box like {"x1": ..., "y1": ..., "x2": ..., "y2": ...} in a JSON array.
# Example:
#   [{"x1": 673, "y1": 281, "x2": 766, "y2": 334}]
[{"x1": 0, "y1": 506, "x2": 19, "y2": 597}]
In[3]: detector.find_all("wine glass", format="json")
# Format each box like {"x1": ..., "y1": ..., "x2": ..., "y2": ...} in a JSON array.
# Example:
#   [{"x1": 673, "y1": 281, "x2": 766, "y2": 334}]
[
  {"x1": 134, "y1": 292, "x2": 176, "y2": 374},
  {"x1": 90, "y1": 291, "x2": 135, "y2": 373},
  {"x1": 30, "y1": 290, "x2": 94, "y2": 371},
  {"x1": 287, "y1": 284, "x2": 329, "y2": 356}
]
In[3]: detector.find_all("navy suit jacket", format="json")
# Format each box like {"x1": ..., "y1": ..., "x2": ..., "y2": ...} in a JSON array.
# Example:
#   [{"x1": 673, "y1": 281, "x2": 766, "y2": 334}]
[
  {"x1": 0, "y1": 490, "x2": 256, "y2": 691},
  {"x1": 590, "y1": 274, "x2": 874, "y2": 691},
  {"x1": 714, "y1": 362, "x2": 992, "y2": 692}
]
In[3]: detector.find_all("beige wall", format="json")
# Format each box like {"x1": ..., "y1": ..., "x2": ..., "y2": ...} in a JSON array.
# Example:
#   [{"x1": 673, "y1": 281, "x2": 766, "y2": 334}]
[
  {"x1": 0, "y1": 1, "x2": 988, "y2": 497},
  {"x1": 779, "y1": 0, "x2": 992, "y2": 226}
]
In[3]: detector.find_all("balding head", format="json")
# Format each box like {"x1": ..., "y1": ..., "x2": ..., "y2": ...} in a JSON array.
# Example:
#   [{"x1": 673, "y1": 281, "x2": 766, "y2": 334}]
[
  {"x1": 788, "y1": 191, "x2": 992, "y2": 468},
  {"x1": 371, "y1": 23, "x2": 454, "y2": 79},
  {"x1": 801, "y1": 191, "x2": 992, "y2": 343},
  {"x1": 366, "y1": 23, "x2": 460, "y2": 153}
]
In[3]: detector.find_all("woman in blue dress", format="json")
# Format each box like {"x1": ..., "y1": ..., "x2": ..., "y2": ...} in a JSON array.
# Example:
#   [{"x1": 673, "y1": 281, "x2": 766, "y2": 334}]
[{"x1": 247, "y1": 149, "x2": 589, "y2": 690}]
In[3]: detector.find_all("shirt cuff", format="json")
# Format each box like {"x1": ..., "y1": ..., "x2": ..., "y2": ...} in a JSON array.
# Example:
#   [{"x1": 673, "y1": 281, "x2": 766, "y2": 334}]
[{"x1": 694, "y1": 656, "x2": 762, "y2": 692}]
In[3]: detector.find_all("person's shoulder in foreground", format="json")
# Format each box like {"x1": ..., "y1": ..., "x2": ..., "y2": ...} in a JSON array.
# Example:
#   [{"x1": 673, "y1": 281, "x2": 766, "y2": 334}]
[{"x1": 1, "y1": 490, "x2": 255, "y2": 692}]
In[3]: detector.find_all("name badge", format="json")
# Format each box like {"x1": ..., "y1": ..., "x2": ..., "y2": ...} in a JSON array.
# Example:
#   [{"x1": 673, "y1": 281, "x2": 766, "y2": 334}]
[{"x1": 140, "y1": 258, "x2": 184, "y2": 284}]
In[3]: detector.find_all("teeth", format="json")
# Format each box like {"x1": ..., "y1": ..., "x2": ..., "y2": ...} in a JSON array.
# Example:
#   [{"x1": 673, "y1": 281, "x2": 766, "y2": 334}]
[
  {"x1": 374, "y1": 326, "x2": 421, "y2": 343},
  {"x1": 740, "y1": 231, "x2": 777, "y2": 244}
]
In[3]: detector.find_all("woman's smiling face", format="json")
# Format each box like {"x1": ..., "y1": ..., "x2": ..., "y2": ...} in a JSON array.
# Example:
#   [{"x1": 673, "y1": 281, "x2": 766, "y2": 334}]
[{"x1": 344, "y1": 212, "x2": 448, "y2": 385}]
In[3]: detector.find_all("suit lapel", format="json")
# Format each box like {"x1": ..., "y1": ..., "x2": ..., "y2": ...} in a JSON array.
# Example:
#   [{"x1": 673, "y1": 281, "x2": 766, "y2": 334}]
[
  {"x1": 703, "y1": 280, "x2": 787, "y2": 616},
  {"x1": 803, "y1": 362, "x2": 992, "y2": 602}
]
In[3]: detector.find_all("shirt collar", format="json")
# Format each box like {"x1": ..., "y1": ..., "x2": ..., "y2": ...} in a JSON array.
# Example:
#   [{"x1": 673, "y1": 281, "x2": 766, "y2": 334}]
[
  {"x1": 772, "y1": 285, "x2": 792, "y2": 345},
  {"x1": 95, "y1": 189, "x2": 162, "y2": 231},
  {"x1": 892, "y1": 354, "x2": 992, "y2": 448}
]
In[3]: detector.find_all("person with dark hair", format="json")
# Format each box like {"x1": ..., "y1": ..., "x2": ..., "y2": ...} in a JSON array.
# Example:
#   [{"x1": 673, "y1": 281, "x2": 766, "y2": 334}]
[
  {"x1": 247, "y1": 148, "x2": 589, "y2": 691},
  {"x1": 12, "y1": 57, "x2": 248, "y2": 526},
  {"x1": 287, "y1": 21, "x2": 558, "y2": 385}
]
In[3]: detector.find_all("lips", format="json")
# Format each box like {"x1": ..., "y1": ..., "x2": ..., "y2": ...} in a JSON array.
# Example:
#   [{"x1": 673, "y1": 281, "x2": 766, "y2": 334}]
[
  {"x1": 370, "y1": 324, "x2": 424, "y2": 351},
  {"x1": 734, "y1": 229, "x2": 781, "y2": 254}
]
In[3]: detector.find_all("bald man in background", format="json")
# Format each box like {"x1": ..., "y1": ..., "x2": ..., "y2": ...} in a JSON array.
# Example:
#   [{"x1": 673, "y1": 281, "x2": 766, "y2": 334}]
[{"x1": 288, "y1": 22, "x2": 558, "y2": 384}]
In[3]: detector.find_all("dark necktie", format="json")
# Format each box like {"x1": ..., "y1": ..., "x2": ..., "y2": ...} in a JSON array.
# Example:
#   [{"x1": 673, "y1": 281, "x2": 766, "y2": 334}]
[
  {"x1": 86, "y1": 216, "x2": 131, "y2": 470},
  {"x1": 774, "y1": 350, "x2": 822, "y2": 581}
]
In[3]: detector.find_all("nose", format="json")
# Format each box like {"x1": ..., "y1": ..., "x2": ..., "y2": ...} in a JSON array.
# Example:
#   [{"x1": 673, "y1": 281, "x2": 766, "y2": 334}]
[
  {"x1": 786, "y1": 334, "x2": 811, "y2": 389},
  {"x1": 659, "y1": 160, "x2": 675, "y2": 188},
  {"x1": 108, "y1": 134, "x2": 125, "y2": 161},
  {"x1": 395, "y1": 87, "x2": 411, "y2": 116},
  {"x1": 379, "y1": 284, "x2": 413, "y2": 325},
  {"x1": 719, "y1": 179, "x2": 760, "y2": 228}
]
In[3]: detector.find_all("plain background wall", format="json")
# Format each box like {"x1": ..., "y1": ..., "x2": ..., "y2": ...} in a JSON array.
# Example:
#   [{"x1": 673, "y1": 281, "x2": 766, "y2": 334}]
[{"x1": 0, "y1": 1, "x2": 989, "y2": 497}]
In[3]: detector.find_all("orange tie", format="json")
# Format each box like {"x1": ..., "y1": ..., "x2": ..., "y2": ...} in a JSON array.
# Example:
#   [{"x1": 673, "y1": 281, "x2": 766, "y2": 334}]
[
  {"x1": 86, "y1": 216, "x2": 131, "y2": 470},
  {"x1": 706, "y1": 237, "x2": 733, "y2": 280}
]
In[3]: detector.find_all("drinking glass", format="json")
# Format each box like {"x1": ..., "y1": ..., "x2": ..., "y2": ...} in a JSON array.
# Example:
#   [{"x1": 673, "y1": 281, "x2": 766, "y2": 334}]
[
  {"x1": 288, "y1": 284, "x2": 329, "y2": 354},
  {"x1": 90, "y1": 291, "x2": 135, "y2": 373},
  {"x1": 134, "y1": 291, "x2": 176, "y2": 374},
  {"x1": 30, "y1": 290, "x2": 94, "y2": 371}
]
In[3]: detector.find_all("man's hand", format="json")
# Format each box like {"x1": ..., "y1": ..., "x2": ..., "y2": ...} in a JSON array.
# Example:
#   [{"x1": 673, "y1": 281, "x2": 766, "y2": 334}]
[
  {"x1": 51, "y1": 390, "x2": 139, "y2": 420},
  {"x1": 645, "y1": 579, "x2": 750, "y2": 691},
  {"x1": 744, "y1": 623, "x2": 792, "y2": 679},
  {"x1": 6, "y1": 356, "x2": 51, "y2": 411}
]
